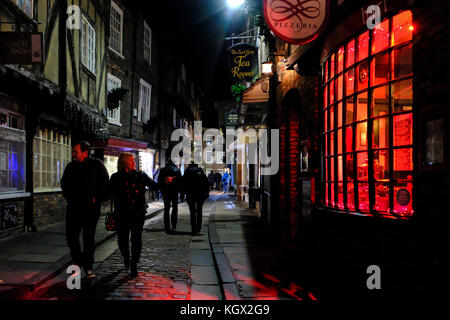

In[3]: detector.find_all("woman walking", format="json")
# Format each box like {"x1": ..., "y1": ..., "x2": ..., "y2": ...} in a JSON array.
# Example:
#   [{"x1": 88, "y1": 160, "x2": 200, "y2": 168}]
[{"x1": 108, "y1": 153, "x2": 158, "y2": 278}]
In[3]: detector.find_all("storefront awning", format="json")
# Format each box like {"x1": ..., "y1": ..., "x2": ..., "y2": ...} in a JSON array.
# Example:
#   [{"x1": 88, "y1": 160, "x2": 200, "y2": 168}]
[{"x1": 92, "y1": 136, "x2": 148, "y2": 154}]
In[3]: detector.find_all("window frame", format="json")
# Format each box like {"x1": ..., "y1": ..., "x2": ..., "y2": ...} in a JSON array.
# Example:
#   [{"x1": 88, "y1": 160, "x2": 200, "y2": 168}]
[
  {"x1": 81, "y1": 15, "x2": 96, "y2": 75},
  {"x1": 138, "y1": 79, "x2": 152, "y2": 123},
  {"x1": 109, "y1": 1, "x2": 124, "y2": 57},
  {"x1": 143, "y1": 21, "x2": 152, "y2": 65},
  {"x1": 33, "y1": 129, "x2": 71, "y2": 193},
  {"x1": 320, "y1": 10, "x2": 414, "y2": 218},
  {"x1": 107, "y1": 74, "x2": 122, "y2": 126},
  {"x1": 15, "y1": 0, "x2": 33, "y2": 18}
]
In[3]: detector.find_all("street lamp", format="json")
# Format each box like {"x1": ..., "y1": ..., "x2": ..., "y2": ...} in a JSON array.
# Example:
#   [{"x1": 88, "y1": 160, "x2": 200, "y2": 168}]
[
  {"x1": 226, "y1": 0, "x2": 245, "y2": 9},
  {"x1": 261, "y1": 60, "x2": 273, "y2": 75}
]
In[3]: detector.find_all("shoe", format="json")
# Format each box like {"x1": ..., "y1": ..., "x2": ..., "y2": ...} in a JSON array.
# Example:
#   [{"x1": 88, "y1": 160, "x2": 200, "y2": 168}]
[
  {"x1": 86, "y1": 269, "x2": 96, "y2": 279},
  {"x1": 130, "y1": 264, "x2": 138, "y2": 278},
  {"x1": 124, "y1": 256, "x2": 130, "y2": 271}
]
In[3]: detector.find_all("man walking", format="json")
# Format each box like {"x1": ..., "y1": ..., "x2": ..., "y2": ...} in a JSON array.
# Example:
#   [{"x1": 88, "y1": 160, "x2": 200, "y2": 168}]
[
  {"x1": 222, "y1": 169, "x2": 231, "y2": 194},
  {"x1": 61, "y1": 141, "x2": 109, "y2": 279},
  {"x1": 158, "y1": 159, "x2": 181, "y2": 232},
  {"x1": 207, "y1": 170, "x2": 215, "y2": 191},
  {"x1": 214, "y1": 171, "x2": 222, "y2": 191},
  {"x1": 183, "y1": 163, "x2": 210, "y2": 235},
  {"x1": 153, "y1": 164, "x2": 161, "y2": 201}
]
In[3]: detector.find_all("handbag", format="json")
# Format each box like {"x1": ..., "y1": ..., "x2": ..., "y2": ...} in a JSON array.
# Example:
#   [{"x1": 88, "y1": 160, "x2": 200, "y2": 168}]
[{"x1": 105, "y1": 201, "x2": 117, "y2": 231}]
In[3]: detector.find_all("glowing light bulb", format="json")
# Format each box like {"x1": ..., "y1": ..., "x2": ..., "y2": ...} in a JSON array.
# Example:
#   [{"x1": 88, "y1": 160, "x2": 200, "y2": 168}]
[
  {"x1": 227, "y1": 0, "x2": 244, "y2": 9},
  {"x1": 409, "y1": 25, "x2": 414, "y2": 31}
]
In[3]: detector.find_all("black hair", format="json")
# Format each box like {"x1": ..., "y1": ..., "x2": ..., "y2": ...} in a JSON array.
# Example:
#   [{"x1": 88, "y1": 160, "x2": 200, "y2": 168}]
[{"x1": 74, "y1": 141, "x2": 90, "y2": 154}]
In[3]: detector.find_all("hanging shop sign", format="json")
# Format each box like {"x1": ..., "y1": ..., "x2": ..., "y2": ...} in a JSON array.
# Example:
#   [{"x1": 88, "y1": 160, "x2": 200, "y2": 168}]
[
  {"x1": 226, "y1": 108, "x2": 239, "y2": 127},
  {"x1": 0, "y1": 32, "x2": 43, "y2": 64},
  {"x1": 263, "y1": 0, "x2": 330, "y2": 44},
  {"x1": 227, "y1": 43, "x2": 258, "y2": 82}
]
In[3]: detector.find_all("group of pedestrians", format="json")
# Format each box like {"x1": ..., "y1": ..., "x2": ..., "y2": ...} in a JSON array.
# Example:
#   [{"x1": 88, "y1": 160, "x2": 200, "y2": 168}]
[
  {"x1": 207, "y1": 169, "x2": 232, "y2": 194},
  {"x1": 60, "y1": 141, "x2": 211, "y2": 280}
]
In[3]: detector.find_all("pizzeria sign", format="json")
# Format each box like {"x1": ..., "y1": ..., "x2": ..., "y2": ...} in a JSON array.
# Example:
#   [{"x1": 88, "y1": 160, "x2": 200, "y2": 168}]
[{"x1": 263, "y1": 0, "x2": 330, "y2": 44}]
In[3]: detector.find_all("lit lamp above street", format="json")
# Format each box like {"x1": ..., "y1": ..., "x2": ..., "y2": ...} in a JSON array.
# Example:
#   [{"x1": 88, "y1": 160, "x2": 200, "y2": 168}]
[
  {"x1": 261, "y1": 60, "x2": 273, "y2": 75},
  {"x1": 226, "y1": 0, "x2": 245, "y2": 9}
]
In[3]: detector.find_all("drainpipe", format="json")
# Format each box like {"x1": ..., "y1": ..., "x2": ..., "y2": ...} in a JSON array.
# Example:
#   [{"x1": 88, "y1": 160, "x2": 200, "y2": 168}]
[{"x1": 129, "y1": 4, "x2": 138, "y2": 140}]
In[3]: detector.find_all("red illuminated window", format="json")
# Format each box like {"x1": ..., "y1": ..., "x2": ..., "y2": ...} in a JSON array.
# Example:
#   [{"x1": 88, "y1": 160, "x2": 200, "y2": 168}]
[{"x1": 321, "y1": 10, "x2": 414, "y2": 218}]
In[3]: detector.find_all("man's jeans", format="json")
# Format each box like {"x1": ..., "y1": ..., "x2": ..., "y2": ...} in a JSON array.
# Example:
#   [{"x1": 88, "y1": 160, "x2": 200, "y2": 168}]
[
  {"x1": 163, "y1": 192, "x2": 178, "y2": 230},
  {"x1": 65, "y1": 206, "x2": 100, "y2": 270}
]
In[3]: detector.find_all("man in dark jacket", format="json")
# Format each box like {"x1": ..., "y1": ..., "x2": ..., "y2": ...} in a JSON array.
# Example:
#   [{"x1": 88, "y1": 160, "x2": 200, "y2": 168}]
[
  {"x1": 182, "y1": 164, "x2": 210, "y2": 235},
  {"x1": 158, "y1": 159, "x2": 181, "y2": 232},
  {"x1": 207, "y1": 171, "x2": 215, "y2": 191},
  {"x1": 108, "y1": 153, "x2": 158, "y2": 278},
  {"x1": 61, "y1": 141, "x2": 109, "y2": 279},
  {"x1": 214, "y1": 172, "x2": 222, "y2": 190}
]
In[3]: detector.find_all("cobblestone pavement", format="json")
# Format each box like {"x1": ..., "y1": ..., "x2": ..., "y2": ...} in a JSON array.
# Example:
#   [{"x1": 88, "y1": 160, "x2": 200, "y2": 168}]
[{"x1": 24, "y1": 200, "x2": 202, "y2": 300}]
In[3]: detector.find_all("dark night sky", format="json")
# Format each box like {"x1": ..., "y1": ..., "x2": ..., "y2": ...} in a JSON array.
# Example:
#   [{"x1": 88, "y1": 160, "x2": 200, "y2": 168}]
[{"x1": 143, "y1": 0, "x2": 247, "y2": 109}]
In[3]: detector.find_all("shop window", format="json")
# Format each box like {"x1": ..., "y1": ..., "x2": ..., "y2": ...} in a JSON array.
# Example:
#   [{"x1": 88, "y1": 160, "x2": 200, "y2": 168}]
[
  {"x1": 357, "y1": 152, "x2": 369, "y2": 180},
  {"x1": 323, "y1": 84, "x2": 329, "y2": 107},
  {"x1": 356, "y1": 62, "x2": 369, "y2": 91},
  {"x1": 347, "y1": 182, "x2": 355, "y2": 209},
  {"x1": 371, "y1": 53, "x2": 390, "y2": 86},
  {"x1": 330, "y1": 54, "x2": 335, "y2": 79},
  {"x1": 392, "y1": 10, "x2": 413, "y2": 47},
  {"x1": 345, "y1": 126, "x2": 353, "y2": 152},
  {"x1": 337, "y1": 47, "x2": 344, "y2": 74},
  {"x1": 321, "y1": 10, "x2": 413, "y2": 217},
  {"x1": 374, "y1": 149, "x2": 389, "y2": 180},
  {"x1": 356, "y1": 92, "x2": 368, "y2": 121},
  {"x1": 346, "y1": 39, "x2": 355, "y2": 68},
  {"x1": 358, "y1": 182, "x2": 369, "y2": 211},
  {"x1": 329, "y1": 80, "x2": 335, "y2": 105},
  {"x1": 337, "y1": 102, "x2": 343, "y2": 127},
  {"x1": 330, "y1": 132, "x2": 334, "y2": 156},
  {"x1": 355, "y1": 121, "x2": 367, "y2": 151},
  {"x1": 357, "y1": 31, "x2": 369, "y2": 62},
  {"x1": 0, "y1": 133, "x2": 26, "y2": 194},
  {"x1": 375, "y1": 182, "x2": 390, "y2": 212},
  {"x1": 371, "y1": 19, "x2": 390, "y2": 54},
  {"x1": 392, "y1": 78, "x2": 413, "y2": 113},
  {"x1": 393, "y1": 113, "x2": 413, "y2": 146},
  {"x1": 345, "y1": 154, "x2": 354, "y2": 181},
  {"x1": 392, "y1": 44, "x2": 412, "y2": 79},
  {"x1": 393, "y1": 148, "x2": 413, "y2": 180},
  {"x1": 346, "y1": 97, "x2": 354, "y2": 123},
  {"x1": 33, "y1": 129, "x2": 71, "y2": 192},
  {"x1": 371, "y1": 85, "x2": 389, "y2": 117},
  {"x1": 337, "y1": 129, "x2": 343, "y2": 154},
  {"x1": 345, "y1": 68, "x2": 355, "y2": 96},
  {"x1": 372, "y1": 117, "x2": 389, "y2": 149},
  {"x1": 336, "y1": 75, "x2": 343, "y2": 102},
  {"x1": 329, "y1": 105, "x2": 334, "y2": 131}
]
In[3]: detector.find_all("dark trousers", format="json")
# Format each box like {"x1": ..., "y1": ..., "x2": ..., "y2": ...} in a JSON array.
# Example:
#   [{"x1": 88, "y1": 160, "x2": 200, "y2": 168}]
[
  {"x1": 163, "y1": 192, "x2": 178, "y2": 230},
  {"x1": 65, "y1": 207, "x2": 100, "y2": 270},
  {"x1": 117, "y1": 216, "x2": 144, "y2": 266},
  {"x1": 187, "y1": 197, "x2": 204, "y2": 233}
]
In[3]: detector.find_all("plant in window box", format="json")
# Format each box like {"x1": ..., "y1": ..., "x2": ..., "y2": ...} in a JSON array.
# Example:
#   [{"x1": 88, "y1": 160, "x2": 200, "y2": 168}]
[
  {"x1": 107, "y1": 87, "x2": 128, "y2": 110},
  {"x1": 230, "y1": 84, "x2": 247, "y2": 102}
]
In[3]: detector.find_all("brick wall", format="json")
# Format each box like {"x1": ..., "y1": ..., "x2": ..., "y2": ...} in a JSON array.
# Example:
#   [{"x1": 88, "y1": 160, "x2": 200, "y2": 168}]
[{"x1": 33, "y1": 193, "x2": 66, "y2": 229}]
